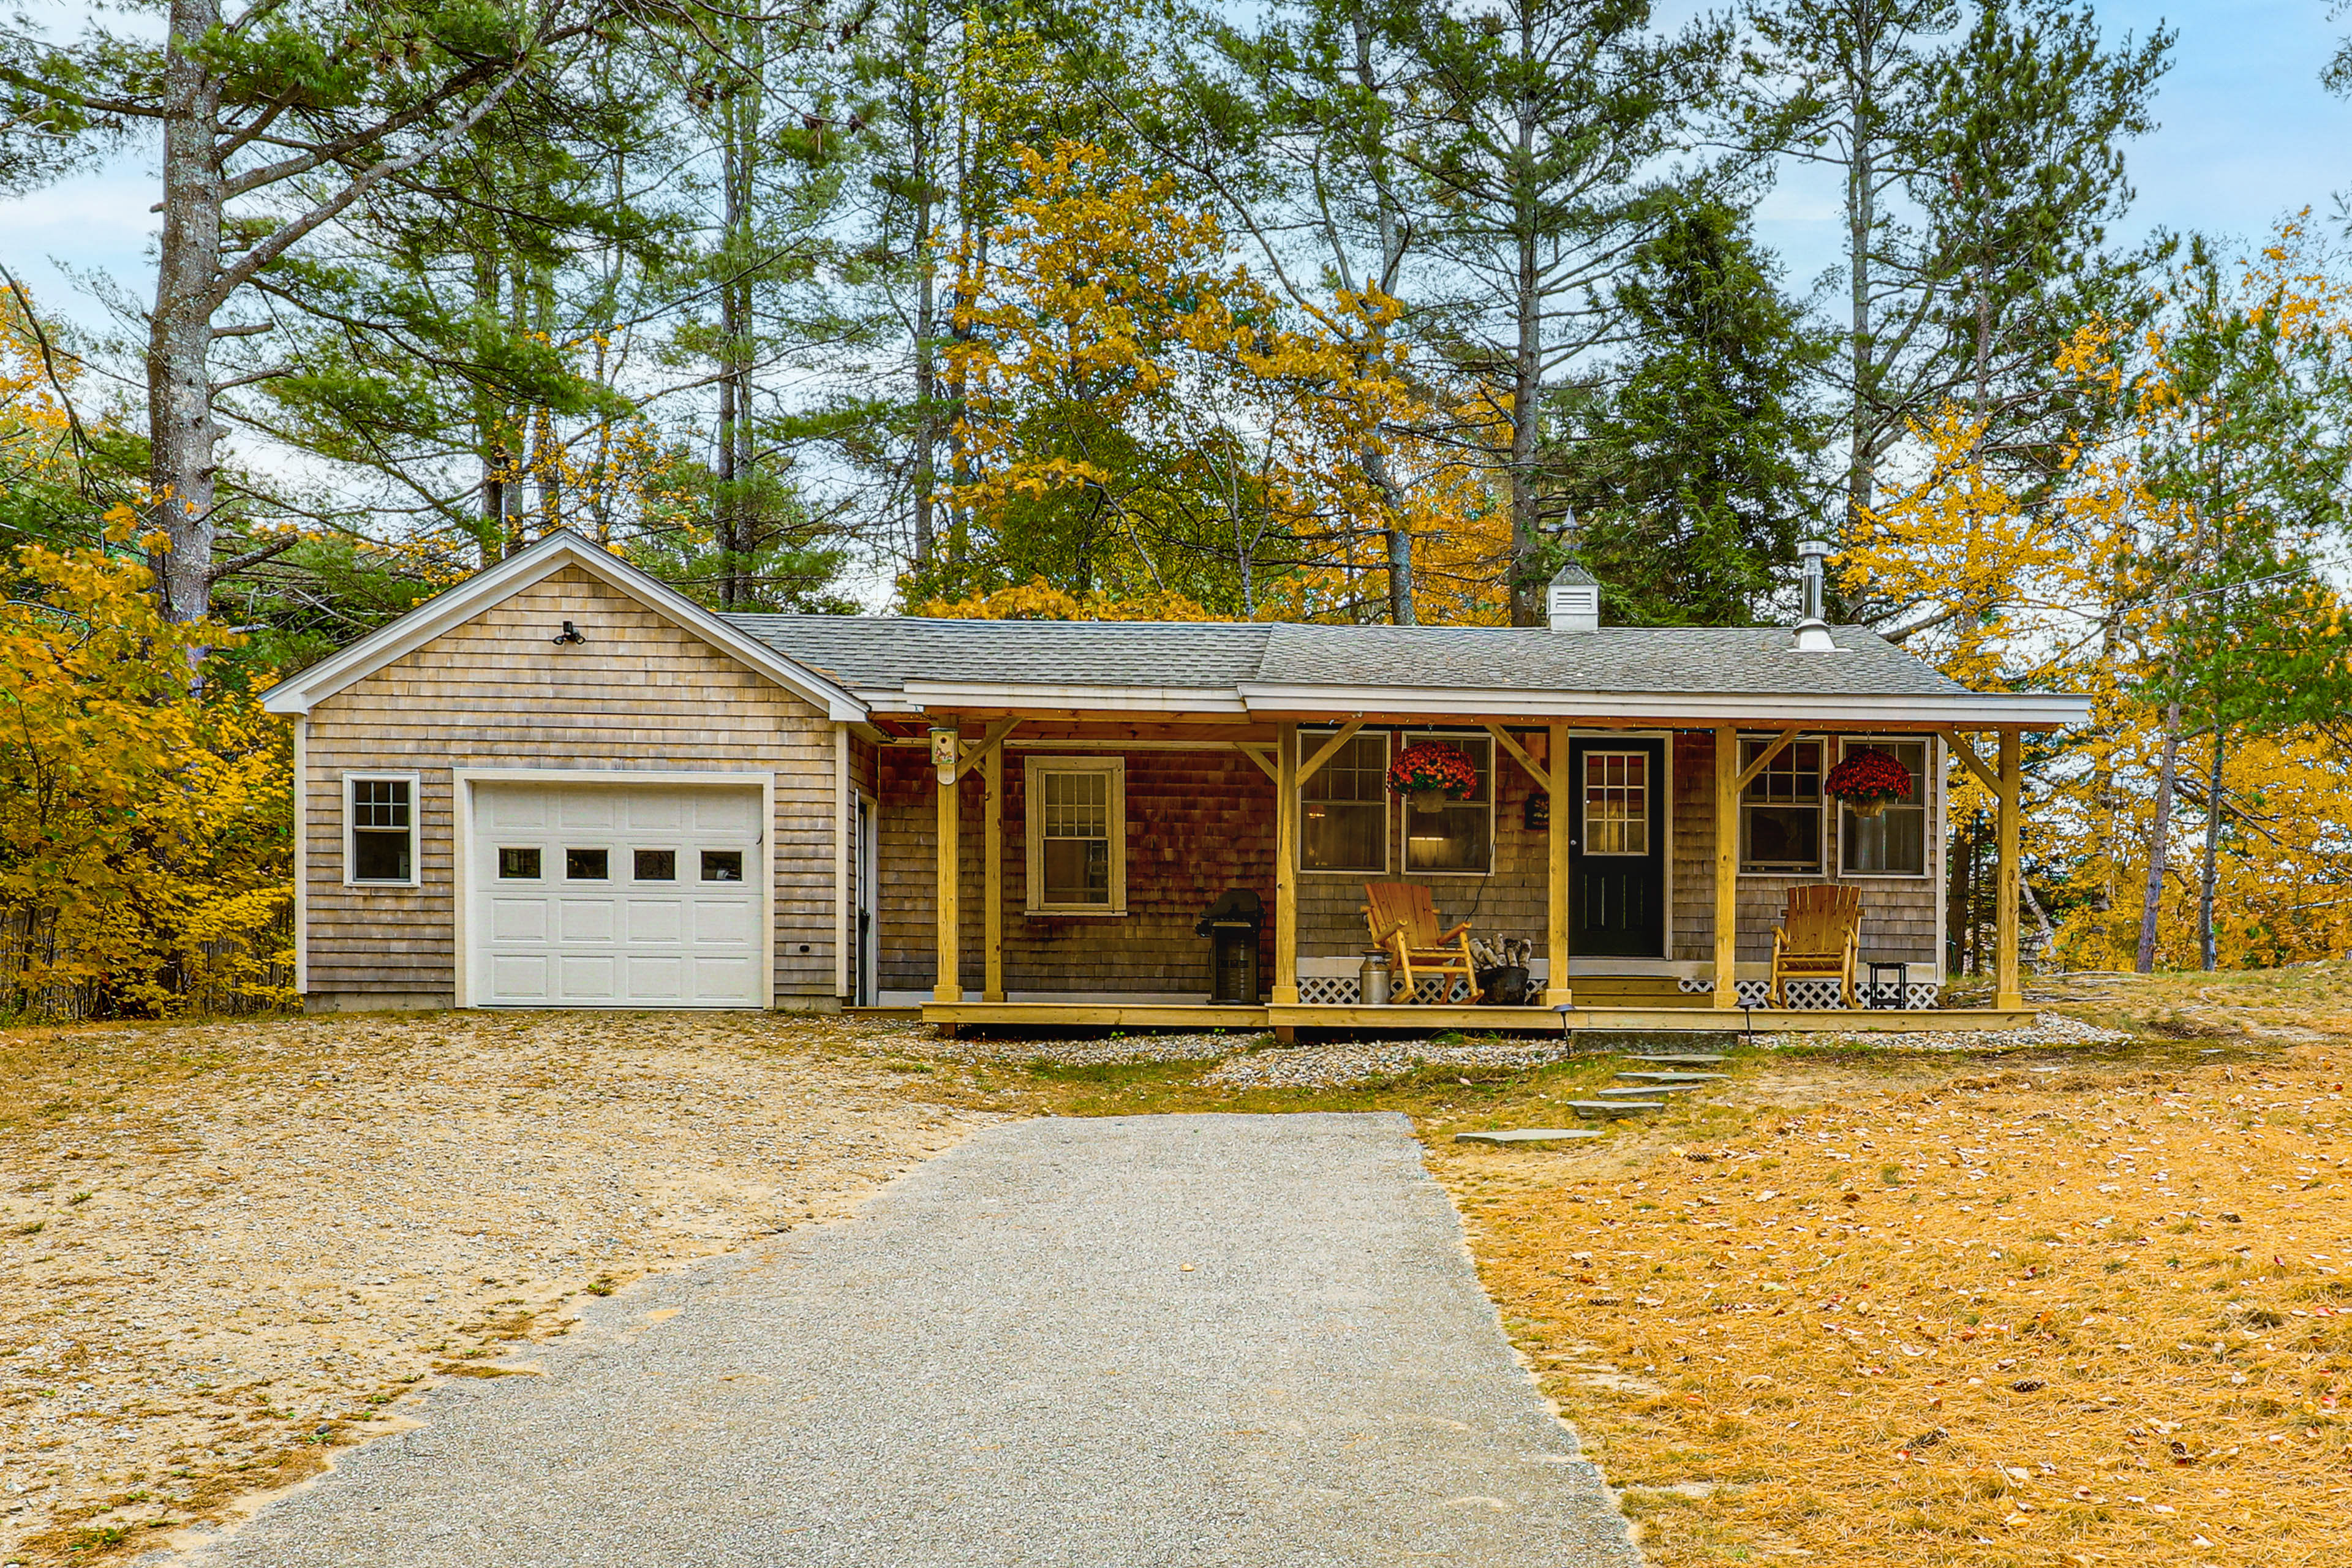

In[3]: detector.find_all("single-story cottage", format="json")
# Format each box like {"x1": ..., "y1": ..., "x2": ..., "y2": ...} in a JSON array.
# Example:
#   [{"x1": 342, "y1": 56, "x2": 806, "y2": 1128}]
[{"x1": 259, "y1": 529, "x2": 2088, "y2": 1035}]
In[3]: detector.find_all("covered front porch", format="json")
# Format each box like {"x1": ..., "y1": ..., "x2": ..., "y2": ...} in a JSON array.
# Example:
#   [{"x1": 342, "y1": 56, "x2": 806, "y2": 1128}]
[{"x1": 886, "y1": 707, "x2": 2040, "y2": 1038}]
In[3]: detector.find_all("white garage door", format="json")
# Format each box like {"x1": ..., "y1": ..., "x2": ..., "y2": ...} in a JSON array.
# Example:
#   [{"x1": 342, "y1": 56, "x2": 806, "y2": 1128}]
[{"x1": 470, "y1": 781, "x2": 765, "y2": 1008}]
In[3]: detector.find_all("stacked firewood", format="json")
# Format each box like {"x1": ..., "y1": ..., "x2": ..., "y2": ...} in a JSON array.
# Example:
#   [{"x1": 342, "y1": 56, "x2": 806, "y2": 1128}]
[{"x1": 1468, "y1": 937, "x2": 1534, "y2": 970}]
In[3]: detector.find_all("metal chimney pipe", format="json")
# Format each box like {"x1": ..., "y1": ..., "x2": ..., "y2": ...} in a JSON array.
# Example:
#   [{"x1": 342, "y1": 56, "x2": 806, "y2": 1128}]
[{"x1": 1793, "y1": 537, "x2": 1835, "y2": 652}]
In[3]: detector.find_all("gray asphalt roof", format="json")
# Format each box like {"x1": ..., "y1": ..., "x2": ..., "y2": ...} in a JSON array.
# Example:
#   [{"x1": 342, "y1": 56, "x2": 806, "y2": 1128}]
[
  {"x1": 722, "y1": 614, "x2": 1274, "y2": 691},
  {"x1": 720, "y1": 613, "x2": 1972, "y2": 698}
]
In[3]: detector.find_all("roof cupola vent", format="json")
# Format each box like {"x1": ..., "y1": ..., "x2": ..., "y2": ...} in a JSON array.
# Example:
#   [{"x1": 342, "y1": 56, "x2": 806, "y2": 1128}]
[
  {"x1": 1793, "y1": 537, "x2": 1837, "y2": 652},
  {"x1": 1545, "y1": 561, "x2": 1600, "y2": 633}
]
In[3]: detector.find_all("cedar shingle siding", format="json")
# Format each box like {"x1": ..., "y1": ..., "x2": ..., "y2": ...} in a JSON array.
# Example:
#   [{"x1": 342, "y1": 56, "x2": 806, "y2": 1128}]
[{"x1": 303, "y1": 565, "x2": 837, "y2": 1010}]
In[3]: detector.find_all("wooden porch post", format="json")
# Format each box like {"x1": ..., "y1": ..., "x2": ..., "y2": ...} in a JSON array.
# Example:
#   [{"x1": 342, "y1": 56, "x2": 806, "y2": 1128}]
[
  {"x1": 1545, "y1": 720, "x2": 1573, "y2": 1007},
  {"x1": 933, "y1": 730, "x2": 960, "y2": 1004},
  {"x1": 982, "y1": 741, "x2": 1005, "y2": 1003},
  {"x1": 1272, "y1": 722, "x2": 1299, "y2": 1005},
  {"x1": 1994, "y1": 726, "x2": 2023, "y2": 1012},
  {"x1": 1713, "y1": 725, "x2": 1739, "y2": 1010}
]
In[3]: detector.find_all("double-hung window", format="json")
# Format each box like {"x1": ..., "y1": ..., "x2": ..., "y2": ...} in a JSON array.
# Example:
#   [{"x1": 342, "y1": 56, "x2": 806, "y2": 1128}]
[
  {"x1": 1025, "y1": 756, "x2": 1126, "y2": 914},
  {"x1": 1401, "y1": 732, "x2": 1493, "y2": 874},
  {"x1": 1739, "y1": 737, "x2": 1822, "y2": 874},
  {"x1": 1298, "y1": 729, "x2": 1389, "y2": 873},
  {"x1": 1839, "y1": 738, "x2": 1931, "y2": 876},
  {"x1": 345, "y1": 774, "x2": 420, "y2": 886}
]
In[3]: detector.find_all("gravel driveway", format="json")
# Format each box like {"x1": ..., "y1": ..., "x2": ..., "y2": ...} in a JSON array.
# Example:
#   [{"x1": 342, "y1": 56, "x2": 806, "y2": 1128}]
[{"x1": 167, "y1": 1114, "x2": 1640, "y2": 1567}]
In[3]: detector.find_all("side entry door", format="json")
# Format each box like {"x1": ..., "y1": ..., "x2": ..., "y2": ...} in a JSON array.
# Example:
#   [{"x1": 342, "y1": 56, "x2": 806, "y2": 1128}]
[{"x1": 1566, "y1": 737, "x2": 1667, "y2": 959}]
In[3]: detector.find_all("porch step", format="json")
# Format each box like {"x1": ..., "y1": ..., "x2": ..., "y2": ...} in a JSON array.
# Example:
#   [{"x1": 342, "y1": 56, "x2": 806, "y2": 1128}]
[
  {"x1": 1622, "y1": 1053, "x2": 1726, "y2": 1066},
  {"x1": 1454, "y1": 1128, "x2": 1608, "y2": 1146},
  {"x1": 1616, "y1": 1070, "x2": 1728, "y2": 1084},
  {"x1": 1566, "y1": 1099, "x2": 1667, "y2": 1118}
]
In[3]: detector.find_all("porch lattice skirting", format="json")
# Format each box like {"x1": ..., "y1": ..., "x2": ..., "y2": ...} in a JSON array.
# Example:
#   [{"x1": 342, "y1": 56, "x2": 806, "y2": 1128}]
[
  {"x1": 1291, "y1": 970, "x2": 1942, "y2": 1010},
  {"x1": 1295, "y1": 974, "x2": 1476, "y2": 1006}
]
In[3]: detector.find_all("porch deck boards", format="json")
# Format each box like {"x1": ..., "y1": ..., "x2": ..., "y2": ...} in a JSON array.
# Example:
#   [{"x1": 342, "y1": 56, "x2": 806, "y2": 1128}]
[{"x1": 921, "y1": 1001, "x2": 2037, "y2": 1035}]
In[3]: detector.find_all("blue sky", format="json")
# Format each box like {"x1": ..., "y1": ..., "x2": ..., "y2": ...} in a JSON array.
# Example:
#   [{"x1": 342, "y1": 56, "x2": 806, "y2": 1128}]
[
  {"x1": 1752, "y1": 1, "x2": 2352, "y2": 295},
  {"x1": 3, "y1": 2, "x2": 2347, "y2": 342}
]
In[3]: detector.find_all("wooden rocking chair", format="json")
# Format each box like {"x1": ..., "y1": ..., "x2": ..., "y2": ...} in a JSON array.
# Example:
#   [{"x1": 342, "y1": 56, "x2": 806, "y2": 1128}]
[
  {"x1": 1361, "y1": 882, "x2": 1478, "y2": 1004},
  {"x1": 1770, "y1": 884, "x2": 1863, "y2": 1008}
]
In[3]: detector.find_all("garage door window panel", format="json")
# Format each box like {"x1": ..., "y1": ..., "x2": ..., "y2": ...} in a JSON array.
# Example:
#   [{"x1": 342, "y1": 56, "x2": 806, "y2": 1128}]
[
  {"x1": 701, "y1": 850, "x2": 745, "y2": 883},
  {"x1": 634, "y1": 848, "x2": 677, "y2": 881},
  {"x1": 345, "y1": 775, "x2": 419, "y2": 886},
  {"x1": 566, "y1": 848, "x2": 611, "y2": 880},
  {"x1": 497, "y1": 846, "x2": 542, "y2": 880}
]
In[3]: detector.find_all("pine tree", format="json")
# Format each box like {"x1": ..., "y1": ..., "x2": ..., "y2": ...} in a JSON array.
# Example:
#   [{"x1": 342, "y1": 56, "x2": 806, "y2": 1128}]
[{"x1": 1554, "y1": 201, "x2": 1831, "y2": 625}]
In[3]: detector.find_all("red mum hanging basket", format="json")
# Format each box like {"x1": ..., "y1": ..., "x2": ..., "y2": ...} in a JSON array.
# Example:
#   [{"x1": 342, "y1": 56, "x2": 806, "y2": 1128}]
[
  {"x1": 1824, "y1": 747, "x2": 1913, "y2": 819},
  {"x1": 1387, "y1": 741, "x2": 1478, "y2": 812}
]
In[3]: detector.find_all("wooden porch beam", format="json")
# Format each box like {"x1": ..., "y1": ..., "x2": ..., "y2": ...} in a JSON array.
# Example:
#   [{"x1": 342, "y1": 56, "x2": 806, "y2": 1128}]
[
  {"x1": 1272, "y1": 723, "x2": 1300, "y2": 1005},
  {"x1": 982, "y1": 740, "x2": 1005, "y2": 1003},
  {"x1": 1481, "y1": 723, "x2": 1551, "y2": 794},
  {"x1": 1732, "y1": 726, "x2": 1800, "y2": 793},
  {"x1": 1712, "y1": 725, "x2": 1739, "y2": 1010},
  {"x1": 1235, "y1": 742, "x2": 1280, "y2": 782},
  {"x1": 933, "y1": 733, "x2": 961, "y2": 1005},
  {"x1": 1939, "y1": 728, "x2": 2001, "y2": 795},
  {"x1": 952, "y1": 717, "x2": 1021, "y2": 782},
  {"x1": 1994, "y1": 727, "x2": 2024, "y2": 1012},
  {"x1": 1545, "y1": 720, "x2": 1573, "y2": 1008},
  {"x1": 1295, "y1": 720, "x2": 1366, "y2": 786}
]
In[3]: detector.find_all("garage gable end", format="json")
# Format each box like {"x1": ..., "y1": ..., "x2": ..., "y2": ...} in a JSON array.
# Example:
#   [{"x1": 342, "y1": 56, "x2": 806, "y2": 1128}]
[{"x1": 259, "y1": 530, "x2": 865, "y2": 720}]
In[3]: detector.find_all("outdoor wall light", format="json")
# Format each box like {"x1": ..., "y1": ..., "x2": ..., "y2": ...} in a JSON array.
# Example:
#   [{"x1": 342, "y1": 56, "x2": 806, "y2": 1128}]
[{"x1": 551, "y1": 620, "x2": 586, "y2": 644}]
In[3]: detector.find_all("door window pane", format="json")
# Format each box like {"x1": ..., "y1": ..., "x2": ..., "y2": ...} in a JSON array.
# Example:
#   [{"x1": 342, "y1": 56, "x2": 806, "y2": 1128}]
[
  {"x1": 1741, "y1": 739, "x2": 1823, "y2": 873},
  {"x1": 1841, "y1": 741, "x2": 1930, "y2": 875},
  {"x1": 565, "y1": 848, "x2": 610, "y2": 880},
  {"x1": 1300, "y1": 732, "x2": 1388, "y2": 872},
  {"x1": 498, "y1": 846, "x2": 541, "y2": 880},
  {"x1": 634, "y1": 848, "x2": 677, "y2": 881},
  {"x1": 701, "y1": 850, "x2": 745, "y2": 883},
  {"x1": 1581, "y1": 752, "x2": 1649, "y2": 856}
]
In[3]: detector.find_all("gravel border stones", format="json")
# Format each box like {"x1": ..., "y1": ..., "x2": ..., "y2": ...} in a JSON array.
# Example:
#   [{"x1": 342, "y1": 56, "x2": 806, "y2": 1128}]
[{"x1": 168, "y1": 1114, "x2": 1640, "y2": 1568}]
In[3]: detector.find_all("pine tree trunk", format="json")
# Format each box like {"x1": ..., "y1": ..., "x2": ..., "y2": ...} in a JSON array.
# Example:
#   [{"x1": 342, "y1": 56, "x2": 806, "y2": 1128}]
[
  {"x1": 2198, "y1": 719, "x2": 2226, "y2": 971},
  {"x1": 1506, "y1": 17, "x2": 1542, "y2": 627},
  {"x1": 1351, "y1": 5, "x2": 1414, "y2": 626},
  {"x1": 1844, "y1": 30, "x2": 1877, "y2": 543},
  {"x1": 147, "y1": 0, "x2": 226, "y2": 624},
  {"x1": 2136, "y1": 700, "x2": 2182, "y2": 973}
]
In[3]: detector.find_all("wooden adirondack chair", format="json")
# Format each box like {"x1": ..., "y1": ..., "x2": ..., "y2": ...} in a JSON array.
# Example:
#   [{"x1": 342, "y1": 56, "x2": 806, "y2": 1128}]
[
  {"x1": 1360, "y1": 883, "x2": 1479, "y2": 1003},
  {"x1": 1770, "y1": 884, "x2": 1864, "y2": 1007}
]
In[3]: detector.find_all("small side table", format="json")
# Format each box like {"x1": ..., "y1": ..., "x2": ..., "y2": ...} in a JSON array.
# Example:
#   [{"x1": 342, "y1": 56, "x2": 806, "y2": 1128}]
[{"x1": 1862, "y1": 962, "x2": 1911, "y2": 1009}]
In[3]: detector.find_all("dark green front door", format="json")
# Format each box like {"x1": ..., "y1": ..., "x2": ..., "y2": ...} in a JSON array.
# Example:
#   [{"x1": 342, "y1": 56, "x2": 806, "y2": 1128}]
[{"x1": 1567, "y1": 737, "x2": 1667, "y2": 959}]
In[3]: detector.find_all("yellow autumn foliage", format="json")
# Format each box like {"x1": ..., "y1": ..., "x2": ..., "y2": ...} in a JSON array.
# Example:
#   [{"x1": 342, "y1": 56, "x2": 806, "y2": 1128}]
[{"x1": 0, "y1": 540, "x2": 292, "y2": 1016}]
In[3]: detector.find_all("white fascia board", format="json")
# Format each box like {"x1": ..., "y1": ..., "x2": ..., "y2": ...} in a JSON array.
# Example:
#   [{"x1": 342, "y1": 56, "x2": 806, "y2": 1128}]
[
  {"x1": 896, "y1": 681, "x2": 1251, "y2": 714},
  {"x1": 1234, "y1": 684, "x2": 2093, "y2": 727},
  {"x1": 258, "y1": 530, "x2": 866, "y2": 721}
]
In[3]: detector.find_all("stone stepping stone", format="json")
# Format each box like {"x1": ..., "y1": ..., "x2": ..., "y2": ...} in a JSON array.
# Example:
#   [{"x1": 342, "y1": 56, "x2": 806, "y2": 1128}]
[
  {"x1": 1596, "y1": 1083, "x2": 1702, "y2": 1098},
  {"x1": 1616, "y1": 1070, "x2": 1728, "y2": 1083},
  {"x1": 1622, "y1": 1054, "x2": 1725, "y2": 1066},
  {"x1": 1566, "y1": 1099, "x2": 1667, "y2": 1118},
  {"x1": 1453, "y1": 1128, "x2": 1608, "y2": 1146}
]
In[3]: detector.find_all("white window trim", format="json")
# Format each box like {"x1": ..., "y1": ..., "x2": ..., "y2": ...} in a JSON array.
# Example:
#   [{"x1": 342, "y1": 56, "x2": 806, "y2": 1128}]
[
  {"x1": 1023, "y1": 755, "x2": 1128, "y2": 916},
  {"x1": 1401, "y1": 729, "x2": 1494, "y2": 876},
  {"x1": 1736, "y1": 733, "x2": 1826, "y2": 877},
  {"x1": 342, "y1": 771, "x2": 422, "y2": 888},
  {"x1": 1298, "y1": 726, "x2": 1390, "y2": 877},
  {"x1": 1836, "y1": 736, "x2": 1935, "y2": 880}
]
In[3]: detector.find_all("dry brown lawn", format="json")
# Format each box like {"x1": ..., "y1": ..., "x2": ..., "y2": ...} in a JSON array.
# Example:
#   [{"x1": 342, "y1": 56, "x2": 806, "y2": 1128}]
[
  {"x1": 1435, "y1": 1035, "x2": 2351, "y2": 1566},
  {"x1": 0, "y1": 1010, "x2": 994, "y2": 1564}
]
